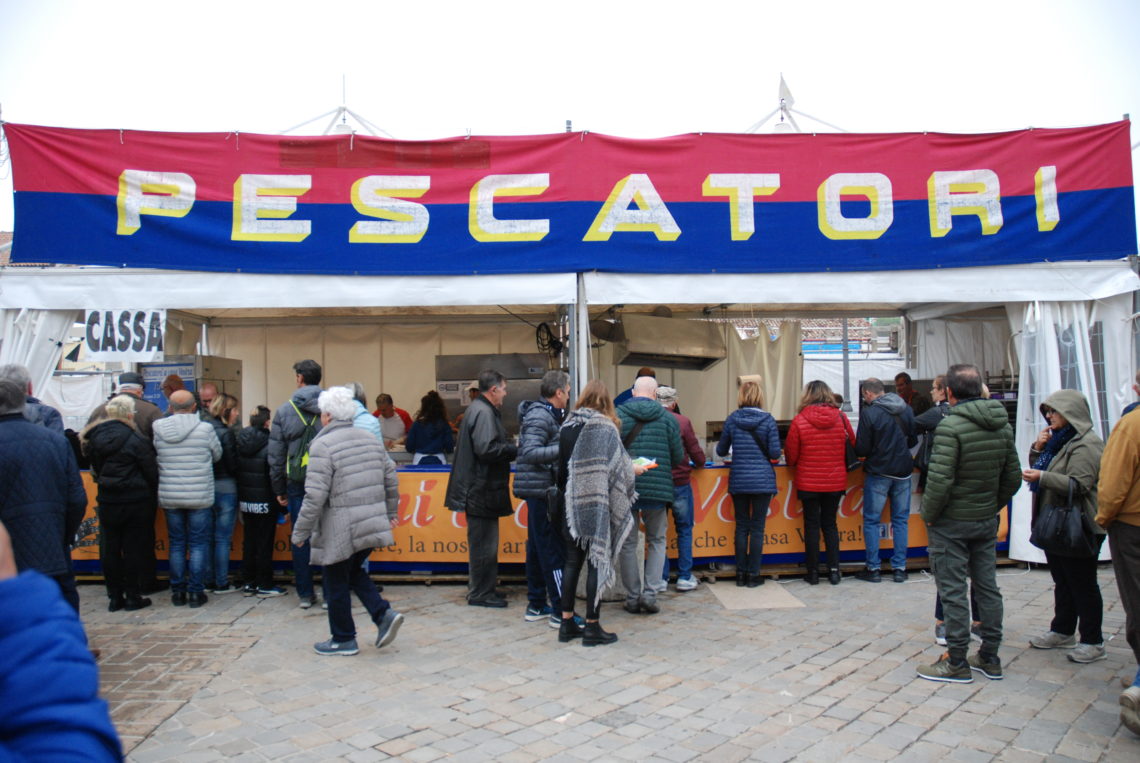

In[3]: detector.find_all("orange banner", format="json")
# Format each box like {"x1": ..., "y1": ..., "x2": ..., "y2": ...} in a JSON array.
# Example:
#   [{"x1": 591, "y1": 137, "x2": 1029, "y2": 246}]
[{"x1": 73, "y1": 467, "x2": 1007, "y2": 568}]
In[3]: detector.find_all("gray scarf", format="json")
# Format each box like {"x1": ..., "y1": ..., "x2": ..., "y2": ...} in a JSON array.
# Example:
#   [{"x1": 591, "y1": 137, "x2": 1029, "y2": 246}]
[{"x1": 564, "y1": 408, "x2": 637, "y2": 606}]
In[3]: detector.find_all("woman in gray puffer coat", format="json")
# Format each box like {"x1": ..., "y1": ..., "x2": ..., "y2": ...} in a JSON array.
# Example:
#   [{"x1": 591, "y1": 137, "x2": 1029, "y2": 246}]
[{"x1": 292, "y1": 387, "x2": 404, "y2": 657}]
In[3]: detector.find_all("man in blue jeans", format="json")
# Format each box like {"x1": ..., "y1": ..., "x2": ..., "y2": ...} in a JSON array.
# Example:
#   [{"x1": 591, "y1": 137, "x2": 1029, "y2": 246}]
[
  {"x1": 268, "y1": 360, "x2": 324, "y2": 608},
  {"x1": 656, "y1": 386, "x2": 705, "y2": 591},
  {"x1": 854, "y1": 377, "x2": 917, "y2": 583}
]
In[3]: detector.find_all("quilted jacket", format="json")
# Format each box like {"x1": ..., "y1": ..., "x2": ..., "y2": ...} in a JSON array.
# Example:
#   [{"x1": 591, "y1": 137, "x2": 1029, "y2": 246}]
[
  {"x1": 291, "y1": 419, "x2": 399, "y2": 565},
  {"x1": 0, "y1": 415, "x2": 88, "y2": 576},
  {"x1": 513, "y1": 399, "x2": 564, "y2": 499},
  {"x1": 619, "y1": 397, "x2": 683, "y2": 504},
  {"x1": 82, "y1": 418, "x2": 158, "y2": 505},
  {"x1": 236, "y1": 425, "x2": 275, "y2": 510},
  {"x1": 786, "y1": 404, "x2": 855, "y2": 493},
  {"x1": 717, "y1": 407, "x2": 782, "y2": 495},
  {"x1": 921, "y1": 398, "x2": 1021, "y2": 525},
  {"x1": 153, "y1": 414, "x2": 222, "y2": 509}
]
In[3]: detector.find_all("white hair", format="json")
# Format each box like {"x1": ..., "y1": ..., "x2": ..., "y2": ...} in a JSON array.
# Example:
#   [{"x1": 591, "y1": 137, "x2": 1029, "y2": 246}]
[
  {"x1": 105, "y1": 395, "x2": 136, "y2": 420},
  {"x1": 318, "y1": 386, "x2": 358, "y2": 421}
]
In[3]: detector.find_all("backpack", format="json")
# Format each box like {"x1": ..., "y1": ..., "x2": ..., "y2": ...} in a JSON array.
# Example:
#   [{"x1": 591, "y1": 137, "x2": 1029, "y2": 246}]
[{"x1": 286, "y1": 401, "x2": 317, "y2": 483}]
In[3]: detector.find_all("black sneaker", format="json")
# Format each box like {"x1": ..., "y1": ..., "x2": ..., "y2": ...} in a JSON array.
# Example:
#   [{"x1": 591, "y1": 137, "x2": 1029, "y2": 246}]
[
  {"x1": 241, "y1": 584, "x2": 258, "y2": 596},
  {"x1": 892, "y1": 569, "x2": 908, "y2": 583},
  {"x1": 855, "y1": 568, "x2": 881, "y2": 583}
]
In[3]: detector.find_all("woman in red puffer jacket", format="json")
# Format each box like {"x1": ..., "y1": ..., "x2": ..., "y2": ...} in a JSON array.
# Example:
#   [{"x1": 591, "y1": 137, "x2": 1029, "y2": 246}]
[{"x1": 786, "y1": 380, "x2": 855, "y2": 586}]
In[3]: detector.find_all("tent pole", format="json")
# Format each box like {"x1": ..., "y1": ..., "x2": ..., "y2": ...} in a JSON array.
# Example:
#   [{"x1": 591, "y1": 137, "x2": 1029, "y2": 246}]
[
  {"x1": 572, "y1": 273, "x2": 590, "y2": 397},
  {"x1": 840, "y1": 318, "x2": 852, "y2": 411}
]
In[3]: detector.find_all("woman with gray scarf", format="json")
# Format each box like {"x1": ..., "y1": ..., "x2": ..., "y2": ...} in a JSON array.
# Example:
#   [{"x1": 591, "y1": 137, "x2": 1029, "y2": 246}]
[{"x1": 556, "y1": 380, "x2": 645, "y2": 646}]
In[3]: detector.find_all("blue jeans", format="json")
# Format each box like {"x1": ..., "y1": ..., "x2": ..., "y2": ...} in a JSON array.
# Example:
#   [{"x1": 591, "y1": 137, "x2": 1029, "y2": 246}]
[
  {"x1": 210, "y1": 492, "x2": 238, "y2": 588},
  {"x1": 287, "y1": 481, "x2": 315, "y2": 599},
  {"x1": 166, "y1": 508, "x2": 211, "y2": 593},
  {"x1": 862, "y1": 473, "x2": 911, "y2": 571},
  {"x1": 662, "y1": 484, "x2": 695, "y2": 581}
]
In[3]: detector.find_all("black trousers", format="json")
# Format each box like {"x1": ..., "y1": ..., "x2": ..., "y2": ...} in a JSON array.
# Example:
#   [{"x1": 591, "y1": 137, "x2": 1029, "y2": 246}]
[
  {"x1": 1046, "y1": 538, "x2": 1106, "y2": 645},
  {"x1": 799, "y1": 490, "x2": 843, "y2": 571},
  {"x1": 241, "y1": 511, "x2": 278, "y2": 590},
  {"x1": 560, "y1": 511, "x2": 600, "y2": 620},
  {"x1": 98, "y1": 501, "x2": 152, "y2": 598},
  {"x1": 137, "y1": 502, "x2": 160, "y2": 588},
  {"x1": 732, "y1": 494, "x2": 771, "y2": 576},
  {"x1": 466, "y1": 515, "x2": 500, "y2": 602}
]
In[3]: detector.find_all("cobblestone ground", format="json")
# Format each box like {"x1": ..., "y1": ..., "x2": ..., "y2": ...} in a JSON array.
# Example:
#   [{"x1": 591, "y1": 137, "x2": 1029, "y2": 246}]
[{"x1": 81, "y1": 565, "x2": 1140, "y2": 762}]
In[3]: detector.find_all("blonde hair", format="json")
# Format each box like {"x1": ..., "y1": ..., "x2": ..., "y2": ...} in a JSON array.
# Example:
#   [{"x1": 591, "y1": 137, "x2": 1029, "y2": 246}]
[
  {"x1": 105, "y1": 394, "x2": 136, "y2": 420},
  {"x1": 209, "y1": 393, "x2": 239, "y2": 425},
  {"x1": 738, "y1": 381, "x2": 765, "y2": 409},
  {"x1": 574, "y1": 379, "x2": 620, "y2": 429},
  {"x1": 798, "y1": 380, "x2": 837, "y2": 412}
]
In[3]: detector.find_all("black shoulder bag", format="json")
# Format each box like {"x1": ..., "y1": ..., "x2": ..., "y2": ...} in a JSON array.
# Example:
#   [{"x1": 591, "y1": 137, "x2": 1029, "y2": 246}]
[{"x1": 1029, "y1": 477, "x2": 1098, "y2": 558}]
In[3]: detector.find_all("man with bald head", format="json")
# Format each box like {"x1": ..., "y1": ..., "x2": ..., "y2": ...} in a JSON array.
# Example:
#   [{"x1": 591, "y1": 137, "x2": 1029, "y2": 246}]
[
  {"x1": 617, "y1": 374, "x2": 683, "y2": 614},
  {"x1": 153, "y1": 389, "x2": 221, "y2": 608}
]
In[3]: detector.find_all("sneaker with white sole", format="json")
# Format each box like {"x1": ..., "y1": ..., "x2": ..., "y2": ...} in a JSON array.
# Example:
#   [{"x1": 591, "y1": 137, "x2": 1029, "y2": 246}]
[
  {"x1": 1067, "y1": 642, "x2": 1107, "y2": 663},
  {"x1": 298, "y1": 594, "x2": 319, "y2": 610},
  {"x1": 916, "y1": 653, "x2": 973, "y2": 683},
  {"x1": 967, "y1": 652, "x2": 1003, "y2": 680},
  {"x1": 257, "y1": 586, "x2": 286, "y2": 598},
  {"x1": 651, "y1": 579, "x2": 668, "y2": 594},
  {"x1": 313, "y1": 638, "x2": 358, "y2": 656},
  {"x1": 676, "y1": 575, "x2": 699, "y2": 592},
  {"x1": 934, "y1": 621, "x2": 947, "y2": 646},
  {"x1": 375, "y1": 609, "x2": 404, "y2": 649},
  {"x1": 524, "y1": 604, "x2": 553, "y2": 622},
  {"x1": 1029, "y1": 630, "x2": 1077, "y2": 649}
]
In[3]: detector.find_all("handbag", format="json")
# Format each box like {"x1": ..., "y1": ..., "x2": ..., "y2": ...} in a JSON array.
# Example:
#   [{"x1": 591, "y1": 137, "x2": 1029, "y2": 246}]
[
  {"x1": 845, "y1": 439, "x2": 862, "y2": 472},
  {"x1": 1029, "y1": 477, "x2": 1098, "y2": 558}
]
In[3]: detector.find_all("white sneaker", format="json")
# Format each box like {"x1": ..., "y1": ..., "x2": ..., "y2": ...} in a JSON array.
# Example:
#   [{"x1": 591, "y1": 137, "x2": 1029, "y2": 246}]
[
  {"x1": 1067, "y1": 642, "x2": 1107, "y2": 663},
  {"x1": 651, "y1": 579, "x2": 668, "y2": 594},
  {"x1": 676, "y1": 575, "x2": 699, "y2": 592}
]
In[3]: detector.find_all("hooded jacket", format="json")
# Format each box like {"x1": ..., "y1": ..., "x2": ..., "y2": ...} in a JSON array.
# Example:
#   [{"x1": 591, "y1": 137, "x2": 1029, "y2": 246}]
[
  {"x1": 81, "y1": 418, "x2": 158, "y2": 505},
  {"x1": 619, "y1": 397, "x2": 683, "y2": 504},
  {"x1": 203, "y1": 412, "x2": 238, "y2": 494},
  {"x1": 854, "y1": 392, "x2": 918, "y2": 478},
  {"x1": 513, "y1": 399, "x2": 563, "y2": 499},
  {"x1": 236, "y1": 425, "x2": 275, "y2": 510},
  {"x1": 921, "y1": 397, "x2": 1021, "y2": 525},
  {"x1": 445, "y1": 394, "x2": 518, "y2": 517},
  {"x1": 716, "y1": 406, "x2": 782, "y2": 495},
  {"x1": 786, "y1": 404, "x2": 855, "y2": 493},
  {"x1": 153, "y1": 414, "x2": 222, "y2": 509},
  {"x1": 1027, "y1": 389, "x2": 1105, "y2": 537},
  {"x1": 291, "y1": 419, "x2": 399, "y2": 566},
  {"x1": 267, "y1": 385, "x2": 324, "y2": 495}
]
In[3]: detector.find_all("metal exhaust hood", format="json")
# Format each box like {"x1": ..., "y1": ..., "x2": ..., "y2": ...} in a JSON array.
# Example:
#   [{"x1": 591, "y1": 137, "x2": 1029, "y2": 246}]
[{"x1": 592, "y1": 313, "x2": 727, "y2": 371}]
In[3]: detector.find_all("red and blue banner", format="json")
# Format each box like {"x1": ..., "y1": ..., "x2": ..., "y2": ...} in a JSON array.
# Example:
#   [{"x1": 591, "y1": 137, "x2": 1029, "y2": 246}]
[{"x1": 5, "y1": 121, "x2": 1135, "y2": 275}]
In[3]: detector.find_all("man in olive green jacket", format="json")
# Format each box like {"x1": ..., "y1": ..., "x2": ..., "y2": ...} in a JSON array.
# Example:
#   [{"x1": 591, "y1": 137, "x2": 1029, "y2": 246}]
[{"x1": 916, "y1": 364, "x2": 1021, "y2": 684}]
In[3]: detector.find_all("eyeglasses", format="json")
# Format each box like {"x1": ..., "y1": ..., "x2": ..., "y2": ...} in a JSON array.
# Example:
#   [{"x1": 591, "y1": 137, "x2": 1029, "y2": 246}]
[{"x1": 1043, "y1": 408, "x2": 1056, "y2": 416}]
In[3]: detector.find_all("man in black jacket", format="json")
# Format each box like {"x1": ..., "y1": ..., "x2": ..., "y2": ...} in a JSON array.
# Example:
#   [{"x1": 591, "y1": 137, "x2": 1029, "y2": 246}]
[
  {"x1": 514, "y1": 370, "x2": 571, "y2": 625},
  {"x1": 854, "y1": 377, "x2": 918, "y2": 583},
  {"x1": 445, "y1": 369, "x2": 518, "y2": 608}
]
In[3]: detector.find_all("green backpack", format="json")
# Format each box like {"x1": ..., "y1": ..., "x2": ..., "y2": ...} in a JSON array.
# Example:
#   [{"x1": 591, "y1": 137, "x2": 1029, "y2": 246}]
[{"x1": 286, "y1": 401, "x2": 318, "y2": 483}]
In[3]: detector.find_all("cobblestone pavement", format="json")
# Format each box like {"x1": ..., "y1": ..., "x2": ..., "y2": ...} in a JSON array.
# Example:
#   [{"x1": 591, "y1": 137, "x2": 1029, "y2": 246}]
[{"x1": 81, "y1": 565, "x2": 1140, "y2": 761}]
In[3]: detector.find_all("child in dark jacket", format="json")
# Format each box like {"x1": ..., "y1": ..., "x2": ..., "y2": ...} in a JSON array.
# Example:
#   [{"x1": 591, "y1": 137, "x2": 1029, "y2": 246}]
[{"x1": 237, "y1": 406, "x2": 284, "y2": 597}]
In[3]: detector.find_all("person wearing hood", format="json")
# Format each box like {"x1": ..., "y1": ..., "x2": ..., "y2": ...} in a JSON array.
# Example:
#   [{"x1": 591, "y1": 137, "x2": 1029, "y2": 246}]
[
  {"x1": 153, "y1": 390, "x2": 222, "y2": 608},
  {"x1": 617, "y1": 375, "x2": 683, "y2": 614},
  {"x1": 292, "y1": 387, "x2": 403, "y2": 656},
  {"x1": 81, "y1": 394, "x2": 158, "y2": 612},
  {"x1": 854, "y1": 377, "x2": 918, "y2": 583},
  {"x1": 1024, "y1": 388, "x2": 1108, "y2": 663},
  {"x1": 786, "y1": 380, "x2": 855, "y2": 586},
  {"x1": 717, "y1": 380, "x2": 781, "y2": 587},
  {"x1": 916, "y1": 364, "x2": 1020, "y2": 684},
  {"x1": 268, "y1": 359, "x2": 324, "y2": 609},
  {"x1": 237, "y1": 405, "x2": 285, "y2": 598}
]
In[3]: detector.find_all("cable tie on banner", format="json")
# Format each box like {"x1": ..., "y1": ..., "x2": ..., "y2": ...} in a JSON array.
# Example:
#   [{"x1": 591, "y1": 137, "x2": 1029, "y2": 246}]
[
  {"x1": 225, "y1": 131, "x2": 240, "y2": 150},
  {"x1": 580, "y1": 130, "x2": 589, "y2": 142},
  {"x1": 349, "y1": 132, "x2": 354, "y2": 151},
  {"x1": 465, "y1": 128, "x2": 471, "y2": 140},
  {"x1": 119, "y1": 129, "x2": 124, "y2": 144}
]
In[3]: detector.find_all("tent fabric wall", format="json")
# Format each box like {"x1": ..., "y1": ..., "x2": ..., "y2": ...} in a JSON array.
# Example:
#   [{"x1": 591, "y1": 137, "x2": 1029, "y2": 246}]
[
  {"x1": 0, "y1": 308, "x2": 80, "y2": 398},
  {"x1": 209, "y1": 320, "x2": 538, "y2": 420},
  {"x1": 914, "y1": 316, "x2": 1015, "y2": 381},
  {"x1": 1005, "y1": 293, "x2": 1133, "y2": 563},
  {"x1": 40, "y1": 373, "x2": 107, "y2": 430}
]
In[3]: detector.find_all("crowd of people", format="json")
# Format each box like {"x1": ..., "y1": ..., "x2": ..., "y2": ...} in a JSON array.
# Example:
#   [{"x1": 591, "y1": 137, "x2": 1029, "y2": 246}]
[{"x1": 1, "y1": 357, "x2": 1139, "y2": 740}]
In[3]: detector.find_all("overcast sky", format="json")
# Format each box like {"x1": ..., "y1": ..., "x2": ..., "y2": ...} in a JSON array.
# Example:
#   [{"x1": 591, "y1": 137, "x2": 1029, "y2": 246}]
[{"x1": 2, "y1": 0, "x2": 1139, "y2": 231}]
